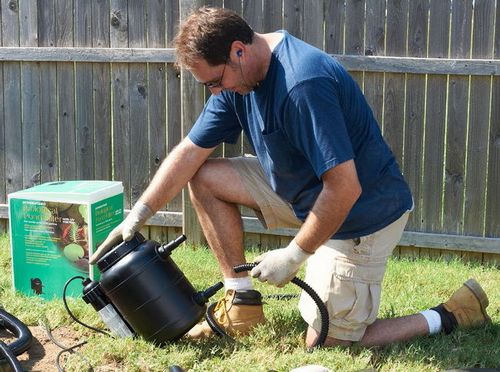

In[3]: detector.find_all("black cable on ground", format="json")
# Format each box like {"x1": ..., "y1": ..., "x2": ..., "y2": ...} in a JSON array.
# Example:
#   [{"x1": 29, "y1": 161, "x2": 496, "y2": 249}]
[
  {"x1": 39, "y1": 318, "x2": 93, "y2": 372},
  {"x1": 52, "y1": 275, "x2": 121, "y2": 371},
  {"x1": 55, "y1": 340, "x2": 91, "y2": 372},
  {"x1": 62, "y1": 276, "x2": 111, "y2": 337},
  {"x1": 0, "y1": 307, "x2": 33, "y2": 364},
  {"x1": 0, "y1": 340, "x2": 24, "y2": 372}
]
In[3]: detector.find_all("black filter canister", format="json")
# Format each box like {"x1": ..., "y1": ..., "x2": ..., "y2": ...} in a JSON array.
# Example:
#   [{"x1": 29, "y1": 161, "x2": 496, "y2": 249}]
[{"x1": 96, "y1": 233, "x2": 207, "y2": 344}]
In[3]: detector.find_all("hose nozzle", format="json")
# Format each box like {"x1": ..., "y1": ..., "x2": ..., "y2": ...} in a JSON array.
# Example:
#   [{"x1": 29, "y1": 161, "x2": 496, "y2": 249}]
[
  {"x1": 157, "y1": 235, "x2": 187, "y2": 258},
  {"x1": 194, "y1": 281, "x2": 224, "y2": 306}
]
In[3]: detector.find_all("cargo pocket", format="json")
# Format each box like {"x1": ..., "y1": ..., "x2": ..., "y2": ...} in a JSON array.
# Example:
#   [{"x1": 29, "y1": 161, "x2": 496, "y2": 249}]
[{"x1": 328, "y1": 257, "x2": 386, "y2": 331}]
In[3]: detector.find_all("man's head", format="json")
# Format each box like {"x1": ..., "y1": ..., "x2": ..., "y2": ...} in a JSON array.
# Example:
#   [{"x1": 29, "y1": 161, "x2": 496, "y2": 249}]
[{"x1": 174, "y1": 7, "x2": 254, "y2": 69}]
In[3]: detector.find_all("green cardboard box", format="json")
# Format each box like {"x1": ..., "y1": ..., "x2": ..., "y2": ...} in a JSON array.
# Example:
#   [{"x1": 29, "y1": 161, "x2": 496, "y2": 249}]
[{"x1": 8, "y1": 181, "x2": 124, "y2": 299}]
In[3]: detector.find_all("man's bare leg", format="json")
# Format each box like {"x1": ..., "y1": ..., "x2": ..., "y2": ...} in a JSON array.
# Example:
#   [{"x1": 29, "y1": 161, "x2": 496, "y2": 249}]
[
  {"x1": 305, "y1": 314, "x2": 429, "y2": 348},
  {"x1": 188, "y1": 158, "x2": 260, "y2": 278}
]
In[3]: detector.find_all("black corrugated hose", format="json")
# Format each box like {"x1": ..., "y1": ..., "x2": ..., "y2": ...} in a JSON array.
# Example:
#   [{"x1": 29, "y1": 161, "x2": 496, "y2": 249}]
[
  {"x1": 0, "y1": 308, "x2": 33, "y2": 371},
  {"x1": 206, "y1": 263, "x2": 329, "y2": 350}
]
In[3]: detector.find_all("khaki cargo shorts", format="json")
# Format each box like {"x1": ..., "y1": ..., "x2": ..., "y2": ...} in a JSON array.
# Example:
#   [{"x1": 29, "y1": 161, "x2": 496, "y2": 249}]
[{"x1": 230, "y1": 156, "x2": 409, "y2": 342}]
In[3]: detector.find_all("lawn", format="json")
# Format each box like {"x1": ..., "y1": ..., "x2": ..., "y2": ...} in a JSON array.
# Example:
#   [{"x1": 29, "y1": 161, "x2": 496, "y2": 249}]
[{"x1": 0, "y1": 233, "x2": 498, "y2": 371}]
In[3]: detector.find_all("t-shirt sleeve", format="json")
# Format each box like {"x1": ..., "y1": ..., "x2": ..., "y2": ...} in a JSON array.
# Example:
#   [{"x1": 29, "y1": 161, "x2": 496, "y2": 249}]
[
  {"x1": 282, "y1": 77, "x2": 354, "y2": 177},
  {"x1": 188, "y1": 94, "x2": 242, "y2": 149}
]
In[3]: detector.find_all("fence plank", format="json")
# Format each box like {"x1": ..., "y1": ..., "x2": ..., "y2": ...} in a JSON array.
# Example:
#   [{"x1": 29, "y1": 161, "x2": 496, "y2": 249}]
[
  {"x1": 56, "y1": 0, "x2": 76, "y2": 180},
  {"x1": 443, "y1": 0, "x2": 472, "y2": 235},
  {"x1": 38, "y1": 0, "x2": 58, "y2": 183},
  {"x1": 403, "y1": 0, "x2": 428, "y2": 233},
  {"x1": 128, "y1": 1, "x2": 149, "y2": 205},
  {"x1": 93, "y1": 0, "x2": 112, "y2": 180},
  {"x1": 147, "y1": 0, "x2": 167, "y2": 204},
  {"x1": 363, "y1": 1, "x2": 386, "y2": 125},
  {"x1": 0, "y1": 2, "x2": 4, "y2": 207},
  {"x1": 263, "y1": 0, "x2": 282, "y2": 33},
  {"x1": 463, "y1": 0, "x2": 495, "y2": 238},
  {"x1": 485, "y1": 4, "x2": 500, "y2": 245},
  {"x1": 283, "y1": 0, "x2": 303, "y2": 38},
  {"x1": 20, "y1": 1, "x2": 40, "y2": 189},
  {"x1": 110, "y1": 0, "x2": 131, "y2": 206},
  {"x1": 421, "y1": 0, "x2": 450, "y2": 234},
  {"x1": 166, "y1": 0, "x2": 183, "y2": 212},
  {"x1": 325, "y1": 0, "x2": 344, "y2": 54},
  {"x1": 344, "y1": 0, "x2": 364, "y2": 87},
  {"x1": 181, "y1": 0, "x2": 206, "y2": 244},
  {"x1": 75, "y1": 1, "x2": 95, "y2": 180},
  {"x1": 303, "y1": 0, "x2": 323, "y2": 49},
  {"x1": 383, "y1": 0, "x2": 407, "y2": 165}
]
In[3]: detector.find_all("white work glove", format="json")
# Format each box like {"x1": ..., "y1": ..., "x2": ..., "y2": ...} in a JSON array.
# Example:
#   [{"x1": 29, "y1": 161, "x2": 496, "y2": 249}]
[
  {"x1": 89, "y1": 201, "x2": 154, "y2": 264},
  {"x1": 250, "y1": 241, "x2": 312, "y2": 287}
]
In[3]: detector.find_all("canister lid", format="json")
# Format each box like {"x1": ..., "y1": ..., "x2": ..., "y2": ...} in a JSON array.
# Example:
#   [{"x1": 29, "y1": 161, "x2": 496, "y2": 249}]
[{"x1": 97, "y1": 232, "x2": 146, "y2": 272}]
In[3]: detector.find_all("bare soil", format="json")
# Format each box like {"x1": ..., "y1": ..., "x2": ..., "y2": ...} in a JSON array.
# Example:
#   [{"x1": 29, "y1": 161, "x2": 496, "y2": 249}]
[{"x1": 1, "y1": 325, "x2": 83, "y2": 372}]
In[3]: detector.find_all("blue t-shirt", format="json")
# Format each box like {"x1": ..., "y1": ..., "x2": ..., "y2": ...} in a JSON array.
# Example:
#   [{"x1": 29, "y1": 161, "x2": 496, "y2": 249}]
[{"x1": 188, "y1": 31, "x2": 413, "y2": 239}]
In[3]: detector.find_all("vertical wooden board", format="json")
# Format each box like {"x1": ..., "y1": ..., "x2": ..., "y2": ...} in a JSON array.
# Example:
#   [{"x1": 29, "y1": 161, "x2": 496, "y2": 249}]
[
  {"x1": 344, "y1": 0, "x2": 364, "y2": 87},
  {"x1": 363, "y1": 1, "x2": 386, "y2": 125},
  {"x1": 443, "y1": 0, "x2": 472, "y2": 235},
  {"x1": 1, "y1": 0, "x2": 22, "y2": 196},
  {"x1": 260, "y1": 233, "x2": 281, "y2": 250},
  {"x1": 110, "y1": 0, "x2": 130, "y2": 206},
  {"x1": 403, "y1": 0, "x2": 428, "y2": 231},
  {"x1": 421, "y1": 0, "x2": 450, "y2": 233},
  {"x1": 486, "y1": 90, "x2": 499, "y2": 237},
  {"x1": 482, "y1": 253, "x2": 500, "y2": 268},
  {"x1": 244, "y1": 232, "x2": 261, "y2": 251},
  {"x1": 180, "y1": 0, "x2": 208, "y2": 244},
  {"x1": 324, "y1": 0, "x2": 345, "y2": 54},
  {"x1": 150, "y1": 225, "x2": 169, "y2": 245},
  {"x1": 92, "y1": 0, "x2": 112, "y2": 180},
  {"x1": 283, "y1": 0, "x2": 303, "y2": 38},
  {"x1": 485, "y1": 4, "x2": 500, "y2": 239},
  {"x1": 0, "y1": 0, "x2": 4, "y2": 202},
  {"x1": 0, "y1": 61, "x2": 4, "y2": 202},
  {"x1": 303, "y1": 0, "x2": 323, "y2": 49},
  {"x1": 39, "y1": 64, "x2": 58, "y2": 183},
  {"x1": 263, "y1": 0, "x2": 282, "y2": 33},
  {"x1": 38, "y1": 0, "x2": 58, "y2": 183},
  {"x1": 224, "y1": 0, "x2": 242, "y2": 13},
  {"x1": 463, "y1": 0, "x2": 495, "y2": 237},
  {"x1": 128, "y1": 1, "x2": 149, "y2": 205},
  {"x1": 205, "y1": 0, "x2": 222, "y2": 7},
  {"x1": 20, "y1": 1, "x2": 41, "y2": 189},
  {"x1": 399, "y1": 246, "x2": 420, "y2": 260},
  {"x1": 166, "y1": 0, "x2": 182, "y2": 212},
  {"x1": 56, "y1": 0, "x2": 76, "y2": 180},
  {"x1": 383, "y1": 0, "x2": 407, "y2": 165},
  {"x1": 75, "y1": 0, "x2": 95, "y2": 180},
  {"x1": 243, "y1": 0, "x2": 263, "y2": 31},
  {"x1": 147, "y1": 0, "x2": 167, "y2": 205}
]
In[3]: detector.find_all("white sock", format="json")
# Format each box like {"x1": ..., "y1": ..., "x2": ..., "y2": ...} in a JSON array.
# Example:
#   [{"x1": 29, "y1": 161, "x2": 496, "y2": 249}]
[
  {"x1": 224, "y1": 276, "x2": 253, "y2": 291},
  {"x1": 420, "y1": 309, "x2": 442, "y2": 335}
]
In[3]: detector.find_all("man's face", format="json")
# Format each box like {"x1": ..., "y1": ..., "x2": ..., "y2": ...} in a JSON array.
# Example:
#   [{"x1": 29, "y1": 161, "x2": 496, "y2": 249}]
[{"x1": 189, "y1": 58, "x2": 255, "y2": 96}]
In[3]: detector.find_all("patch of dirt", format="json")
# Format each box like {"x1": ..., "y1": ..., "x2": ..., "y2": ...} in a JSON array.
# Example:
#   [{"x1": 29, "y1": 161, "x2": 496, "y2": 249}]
[{"x1": 1, "y1": 325, "x2": 84, "y2": 372}]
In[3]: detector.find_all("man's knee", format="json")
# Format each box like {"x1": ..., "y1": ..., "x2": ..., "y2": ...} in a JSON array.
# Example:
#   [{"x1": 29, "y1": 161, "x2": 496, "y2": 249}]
[
  {"x1": 305, "y1": 326, "x2": 353, "y2": 348},
  {"x1": 188, "y1": 158, "x2": 221, "y2": 198}
]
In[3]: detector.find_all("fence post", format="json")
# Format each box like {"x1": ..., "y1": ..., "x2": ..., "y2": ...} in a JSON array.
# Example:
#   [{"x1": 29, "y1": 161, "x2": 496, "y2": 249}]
[{"x1": 180, "y1": 0, "x2": 206, "y2": 245}]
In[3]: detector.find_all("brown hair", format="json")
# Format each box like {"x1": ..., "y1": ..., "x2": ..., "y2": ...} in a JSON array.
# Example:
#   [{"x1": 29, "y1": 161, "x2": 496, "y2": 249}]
[{"x1": 174, "y1": 7, "x2": 254, "y2": 68}]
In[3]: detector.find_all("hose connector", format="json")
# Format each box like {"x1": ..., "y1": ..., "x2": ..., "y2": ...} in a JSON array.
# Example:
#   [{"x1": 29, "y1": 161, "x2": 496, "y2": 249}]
[{"x1": 194, "y1": 281, "x2": 224, "y2": 306}]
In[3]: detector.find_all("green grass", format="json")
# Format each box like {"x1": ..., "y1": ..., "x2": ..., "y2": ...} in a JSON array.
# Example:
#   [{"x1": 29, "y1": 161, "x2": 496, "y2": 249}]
[{"x1": 0, "y1": 233, "x2": 498, "y2": 371}]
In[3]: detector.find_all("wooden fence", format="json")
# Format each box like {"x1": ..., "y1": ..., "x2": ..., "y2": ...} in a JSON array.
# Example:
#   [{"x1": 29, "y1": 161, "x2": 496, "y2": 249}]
[{"x1": 0, "y1": 0, "x2": 499, "y2": 264}]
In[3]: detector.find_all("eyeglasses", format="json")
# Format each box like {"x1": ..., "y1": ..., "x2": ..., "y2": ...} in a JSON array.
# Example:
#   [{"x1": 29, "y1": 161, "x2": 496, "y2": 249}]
[{"x1": 203, "y1": 62, "x2": 227, "y2": 89}]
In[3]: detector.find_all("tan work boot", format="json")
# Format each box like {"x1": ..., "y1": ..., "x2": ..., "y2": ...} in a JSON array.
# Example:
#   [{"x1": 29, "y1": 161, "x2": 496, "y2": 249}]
[
  {"x1": 432, "y1": 278, "x2": 491, "y2": 334},
  {"x1": 186, "y1": 289, "x2": 265, "y2": 339}
]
